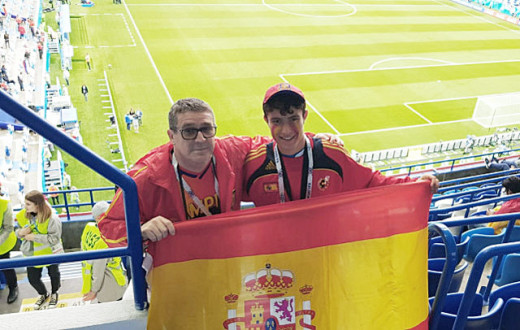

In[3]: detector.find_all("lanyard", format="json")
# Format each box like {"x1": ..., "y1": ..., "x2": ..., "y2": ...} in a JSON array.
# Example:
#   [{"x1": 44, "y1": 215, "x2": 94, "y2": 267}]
[
  {"x1": 171, "y1": 152, "x2": 219, "y2": 218},
  {"x1": 273, "y1": 136, "x2": 313, "y2": 203}
]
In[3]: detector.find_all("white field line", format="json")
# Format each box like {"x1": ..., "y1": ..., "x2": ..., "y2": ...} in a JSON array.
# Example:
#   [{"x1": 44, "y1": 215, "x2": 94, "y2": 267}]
[
  {"x1": 261, "y1": 0, "x2": 357, "y2": 18},
  {"x1": 369, "y1": 57, "x2": 455, "y2": 70},
  {"x1": 339, "y1": 118, "x2": 473, "y2": 137},
  {"x1": 122, "y1": 0, "x2": 173, "y2": 105},
  {"x1": 75, "y1": 13, "x2": 136, "y2": 48},
  {"x1": 279, "y1": 76, "x2": 340, "y2": 134},
  {"x1": 403, "y1": 103, "x2": 432, "y2": 123},
  {"x1": 283, "y1": 58, "x2": 520, "y2": 77},
  {"x1": 431, "y1": 0, "x2": 520, "y2": 35}
]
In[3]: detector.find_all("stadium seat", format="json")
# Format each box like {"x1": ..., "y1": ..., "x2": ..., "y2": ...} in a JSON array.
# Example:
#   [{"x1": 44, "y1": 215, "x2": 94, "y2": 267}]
[
  {"x1": 428, "y1": 292, "x2": 504, "y2": 330},
  {"x1": 493, "y1": 254, "x2": 520, "y2": 286},
  {"x1": 429, "y1": 236, "x2": 469, "y2": 265},
  {"x1": 427, "y1": 144, "x2": 435, "y2": 153},
  {"x1": 489, "y1": 281, "x2": 520, "y2": 308},
  {"x1": 441, "y1": 142, "x2": 448, "y2": 152},
  {"x1": 498, "y1": 298, "x2": 520, "y2": 330},
  {"x1": 428, "y1": 258, "x2": 468, "y2": 297},
  {"x1": 372, "y1": 152, "x2": 380, "y2": 162},
  {"x1": 474, "y1": 190, "x2": 499, "y2": 201},
  {"x1": 464, "y1": 226, "x2": 520, "y2": 262},
  {"x1": 454, "y1": 140, "x2": 462, "y2": 150},
  {"x1": 386, "y1": 149, "x2": 394, "y2": 159},
  {"x1": 447, "y1": 141, "x2": 455, "y2": 151},
  {"x1": 434, "y1": 143, "x2": 441, "y2": 153},
  {"x1": 401, "y1": 148, "x2": 409, "y2": 158},
  {"x1": 483, "y1": 136, "x2": 491, "y2": 146},
  {"x1": 364, "y1": 153, "x2": 372, "y2": 163}
]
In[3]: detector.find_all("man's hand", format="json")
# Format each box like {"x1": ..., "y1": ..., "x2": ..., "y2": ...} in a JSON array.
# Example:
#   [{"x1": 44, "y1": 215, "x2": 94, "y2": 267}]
[
  {"x1": 83, "y1": 291, "x2": 97, "y2": 301},
  {"x1": 418, "y1": 174, "x2": 440, "y2": 194},
  {"x1": 315, "y1": 133, "x2": 344, "y2": 147},
  {"x1": 141, "y1": 216, "x2": 175, "y2": 242}
]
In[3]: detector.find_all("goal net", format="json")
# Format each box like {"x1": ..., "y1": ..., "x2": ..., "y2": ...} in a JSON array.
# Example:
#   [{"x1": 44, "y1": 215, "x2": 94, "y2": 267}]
[{"x1": 473, "y1": 92, "x2": 520, "y2": 128}]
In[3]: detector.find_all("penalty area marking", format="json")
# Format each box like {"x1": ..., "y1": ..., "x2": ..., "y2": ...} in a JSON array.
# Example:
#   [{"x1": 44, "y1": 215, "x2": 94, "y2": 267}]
[
  {"x1": 262, "y1": 0, "x2": 357, "y2": 18},
  {"x1": 281, "y1": 57, "x2": 519, "y2": 136}
]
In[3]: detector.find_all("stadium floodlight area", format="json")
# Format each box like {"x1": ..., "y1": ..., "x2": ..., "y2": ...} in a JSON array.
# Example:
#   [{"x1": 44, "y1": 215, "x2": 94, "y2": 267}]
[{"x1": 473, "y1": 92, "x2": 520, "y2": 128}]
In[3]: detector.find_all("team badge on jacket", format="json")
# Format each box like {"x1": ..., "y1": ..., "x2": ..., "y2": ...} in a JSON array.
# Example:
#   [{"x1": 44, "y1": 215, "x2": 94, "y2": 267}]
[
  {"x1": 264, "y1": 183, "x2": 278, "y2": 192},
  {"x1": 318, "y1": 176, "x2": 330, "y2": 191},
  {"x1": 223, "y1": 264, "x2": 316, "y2": 329}
]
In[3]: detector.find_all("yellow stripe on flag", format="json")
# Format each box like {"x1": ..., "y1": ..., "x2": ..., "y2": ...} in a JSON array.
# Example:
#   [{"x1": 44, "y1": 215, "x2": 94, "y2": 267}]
[{"x1": 148, "y1": 228, "x2": 428, "y2": 329}]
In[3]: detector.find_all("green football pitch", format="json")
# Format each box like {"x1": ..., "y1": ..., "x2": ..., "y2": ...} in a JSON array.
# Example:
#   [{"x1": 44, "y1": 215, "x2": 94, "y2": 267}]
[{"x1": 50, "y1": 0, "x2": 520, "y2": 188}]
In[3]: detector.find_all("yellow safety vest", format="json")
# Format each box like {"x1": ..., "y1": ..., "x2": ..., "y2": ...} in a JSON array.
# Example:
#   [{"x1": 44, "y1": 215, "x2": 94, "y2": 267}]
[
  {"x1": 81, "y1": 222, "x2": 126, "y2": 294},
  {"x1": 0, "y1": 198, "x2": 16, "y2": 255},
  {"x1": 16, "y1": 209, "x2": 53, "y2": 268}
]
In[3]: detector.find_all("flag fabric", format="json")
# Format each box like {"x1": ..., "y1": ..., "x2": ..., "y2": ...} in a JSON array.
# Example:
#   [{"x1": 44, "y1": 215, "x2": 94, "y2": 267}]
[{"x1": 147, "y1": 182, "x2": 431, "y2": 329}]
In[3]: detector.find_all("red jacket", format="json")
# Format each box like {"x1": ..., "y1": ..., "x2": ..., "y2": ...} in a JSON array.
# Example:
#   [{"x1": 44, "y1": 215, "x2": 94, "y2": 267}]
[
  {"x1": 243, "y1": 138, "x2": 414, "y2": 206},
  {"x1": 98, "y1": 136, "x2": 268, "y2": 247}
]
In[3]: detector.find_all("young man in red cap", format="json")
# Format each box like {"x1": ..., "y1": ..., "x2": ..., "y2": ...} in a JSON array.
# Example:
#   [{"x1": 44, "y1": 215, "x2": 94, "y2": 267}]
[{"x1": 243, "y1": 83, "x2": 439, "y2": 207}]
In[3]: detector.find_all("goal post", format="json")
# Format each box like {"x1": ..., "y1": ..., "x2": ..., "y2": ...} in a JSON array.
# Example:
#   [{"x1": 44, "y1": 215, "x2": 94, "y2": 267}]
[{"x1": 473, "y1": 92, "x2": 520, "y2": 128}]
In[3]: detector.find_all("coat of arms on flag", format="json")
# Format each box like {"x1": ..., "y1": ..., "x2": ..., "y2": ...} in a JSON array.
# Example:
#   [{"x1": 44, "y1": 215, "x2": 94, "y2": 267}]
[{"x1": 223, "y1": 264, "x2": 316, "y2": 330}]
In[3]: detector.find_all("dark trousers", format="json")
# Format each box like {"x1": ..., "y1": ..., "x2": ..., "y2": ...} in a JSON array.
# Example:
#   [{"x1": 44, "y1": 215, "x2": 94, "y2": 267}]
[
  {"x1": 27, "y1": 264, "x2": 60, "y2": 295},
  {"x1": 0, "y1": 251, "x2": 17, "y2": 289}
]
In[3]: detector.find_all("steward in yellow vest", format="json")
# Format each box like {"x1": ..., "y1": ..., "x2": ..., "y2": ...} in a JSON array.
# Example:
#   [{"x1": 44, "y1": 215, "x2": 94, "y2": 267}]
[
  {"x1": 81, "y1": 222, "x2": 127, "y2": 302},
  {"x1": 0, "y1": 195, "x2": 19, "y2": 304},
  {"x1": 15, "y1": 190, "x2": 63, "y2": 310}
]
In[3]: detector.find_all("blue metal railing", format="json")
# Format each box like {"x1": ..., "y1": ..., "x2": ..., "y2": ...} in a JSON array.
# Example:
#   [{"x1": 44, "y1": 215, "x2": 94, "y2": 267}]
[
  {"x1": 0, "y1": 91, "x2": 147, "y2": 310},
  {"x1": 429, "y1": 213, "x2": 520, "y2": 329},
  {"x1": 381, "y1": 148, "x2": 520, "y2": 176},
  {"x1": 428, "y1": 222, "x2": 458, "y2": 330}
]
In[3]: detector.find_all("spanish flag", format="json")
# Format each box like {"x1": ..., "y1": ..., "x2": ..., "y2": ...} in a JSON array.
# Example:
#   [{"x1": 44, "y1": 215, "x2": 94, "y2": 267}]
[{"x1": 147, "y1": 182, "x2": 430, "y2": 329}]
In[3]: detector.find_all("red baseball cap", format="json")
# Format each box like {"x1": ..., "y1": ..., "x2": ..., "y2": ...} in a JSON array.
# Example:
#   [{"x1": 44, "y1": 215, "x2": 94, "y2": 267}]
[{"x1": 263, "y1": 83, "x2": 305, "y2": 104}]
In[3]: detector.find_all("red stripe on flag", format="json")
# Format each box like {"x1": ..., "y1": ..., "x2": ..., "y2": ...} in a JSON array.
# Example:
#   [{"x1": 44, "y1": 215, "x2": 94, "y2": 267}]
[{"x1": 151, "y1": 182, "x2": 430, "y2": 267}]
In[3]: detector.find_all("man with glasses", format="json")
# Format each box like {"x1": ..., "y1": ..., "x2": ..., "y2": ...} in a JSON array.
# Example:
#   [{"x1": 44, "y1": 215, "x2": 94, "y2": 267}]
[{"x1": 98, "y1": 98, "x2": 271, "y2": 246}]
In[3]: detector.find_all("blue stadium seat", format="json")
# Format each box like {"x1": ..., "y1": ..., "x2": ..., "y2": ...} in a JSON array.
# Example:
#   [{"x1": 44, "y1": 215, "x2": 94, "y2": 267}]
[
  {"x1": 489, "y1": 281, "x2": 520, "y2": 308},
  {"x1": 464, "y1": 226, "x2": 520, "y2": 262},
  {"x1": 493, "y1": 254, "x2": 520, "y2": 286},
  {"x1": 428, "y1": 258, "x2": 468, "y2": 297},
  {"x1": 429, "y1": 293, "x2": 504, "y2": 330},
  {"x1": 498, "y1": 298, "x2": 520, "y2": 330},
  {"x1": 429, "y1": 235, "x2": 470, "y2": 265}
]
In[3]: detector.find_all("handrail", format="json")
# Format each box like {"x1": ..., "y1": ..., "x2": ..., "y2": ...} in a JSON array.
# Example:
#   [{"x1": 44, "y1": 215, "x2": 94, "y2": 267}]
[
  {"x1": 429, "y1": 192, "x2": 520, "y2": 220},
  {"x1": 381, "y1": 148, "x2": 520, "y2": 175},
  {"x1": 438, "y1": 212, "x2": 520, "y2": 302},
  {"x1": 431, "y1": 184, "x2": 501, "y2": 204},
  {"x1": 439, "y1": 168, "x2": 520, "y2": 187},
  {"x1": 0, "y1": 91, "x2": 148, "y2": 310},
  {"x1": 452, "y1": 241, "x2": 520, "y2": 330},
  {"x1": 428, "y1": 223, "x2": 458, "y2": 330}
]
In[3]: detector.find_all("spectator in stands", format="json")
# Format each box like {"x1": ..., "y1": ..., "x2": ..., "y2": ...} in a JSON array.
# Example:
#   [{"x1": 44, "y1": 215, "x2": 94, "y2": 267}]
[
  {"x1": 37, "y1": 42, "x2": 43, "y2": 60},
  {"x1": 48, "y1": 184, "x2": 60, "y2": 205},
  {"x1": 3, "y1": 32, "x2": 8, "y2": 49},
  {"x1": 81, "y1": 201, "x2": 128, "y2": 303},
  {"x1": 0, "y1": 187, "x2": 19, "y2": 304},
  {"x1": 485, "y1": 155, "x2": 520, "y2": 171},
  {"x1": 98, "y1": 97, "x2": 342, "y2": 248},
  {"x1": 15, "y1": 190, "x2": 63, "y2": 310},
  {"x1": 17, "y1": 73, "x2": 24, "y2": 92},
  {"x1": 85, "y1": 53, "x2": 91, "y2": 71},
  {"x1": 2, "y1": 71, "x2": 14, "y2": 85},
  {"x1": 63, "y1": 69, "x2": 70, "y2": 86},
  {"x1": 242, "y1": 83, "x2": 439, "y2": 207},
  {"x1": 81, "y1": 84, "x2": 88, "y2": 102},
  {"x1": 487, "y1": 176, "x2": 520, "y2": 234},
  {"x1": 17, "y1": 23, "x2": 25, "y2": 39}
]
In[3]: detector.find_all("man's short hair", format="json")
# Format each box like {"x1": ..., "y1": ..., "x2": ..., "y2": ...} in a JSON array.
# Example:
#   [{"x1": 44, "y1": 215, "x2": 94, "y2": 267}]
[
  {"x1": 503, "y1": 176, "x2": 520, "y2": 194},
  {"x1": 168, "y1": 98, "x2": 214, "y2": 131}
]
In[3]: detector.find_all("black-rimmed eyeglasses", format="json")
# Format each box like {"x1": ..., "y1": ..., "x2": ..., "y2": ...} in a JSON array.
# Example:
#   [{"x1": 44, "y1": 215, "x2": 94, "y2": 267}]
[{"x1": 177, "y1": 126, "x2": 217, "y2": 140}]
